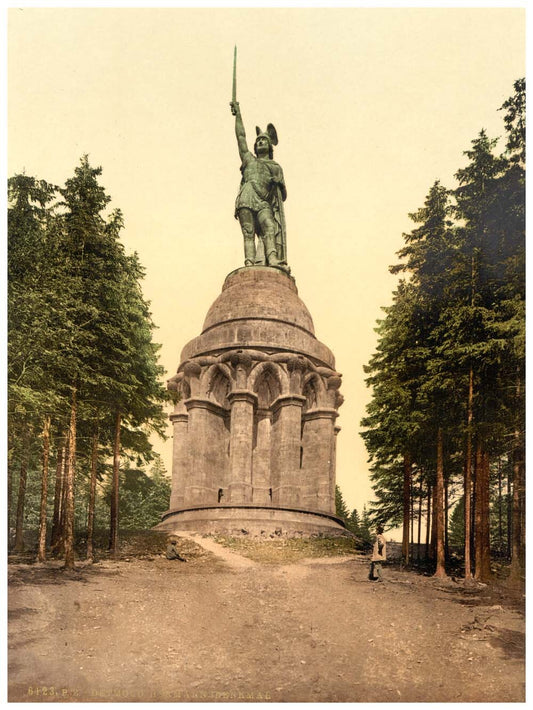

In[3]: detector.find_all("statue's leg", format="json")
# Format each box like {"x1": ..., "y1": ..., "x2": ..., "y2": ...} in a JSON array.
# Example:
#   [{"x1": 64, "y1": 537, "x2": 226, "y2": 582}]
[
  {"x1": 237, "y1": 208, "x2": 256, "y2": 266},
  {"x1": 257, "y1": 210, "x2": 281, "y2": 266},
  {"x1": 254, "y1": 237, "x2": 266, "y2": 265}
]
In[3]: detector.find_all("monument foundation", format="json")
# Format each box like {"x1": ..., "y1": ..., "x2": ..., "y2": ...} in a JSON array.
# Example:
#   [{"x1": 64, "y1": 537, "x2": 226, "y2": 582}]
[{"x1": 157, "y1": 266, "x2": 346, "y2": 536}]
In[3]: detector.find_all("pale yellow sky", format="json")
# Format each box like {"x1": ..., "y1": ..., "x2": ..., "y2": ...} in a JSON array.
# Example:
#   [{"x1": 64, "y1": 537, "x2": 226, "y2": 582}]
[{"x1": 8, "y1": 7, "x2": 525, "y2": 516}]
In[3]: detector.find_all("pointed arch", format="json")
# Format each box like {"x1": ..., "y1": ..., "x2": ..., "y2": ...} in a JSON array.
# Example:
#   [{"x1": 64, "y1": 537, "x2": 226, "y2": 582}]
[
  {"x1": 249, "y1": 361, "x2": 289, "y2": 405},
  {"x1": 201, "y1": 363, "x2": 233, "y2": 408},
  {"x1": 303, "y1": 372, "x2": 327, "y2": 410}
]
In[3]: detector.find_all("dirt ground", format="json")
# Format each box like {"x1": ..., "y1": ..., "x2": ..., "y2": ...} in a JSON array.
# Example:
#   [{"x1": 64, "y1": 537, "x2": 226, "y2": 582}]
[{"x1": 8, "y1": 533, "x2": 525, "y2": 703}]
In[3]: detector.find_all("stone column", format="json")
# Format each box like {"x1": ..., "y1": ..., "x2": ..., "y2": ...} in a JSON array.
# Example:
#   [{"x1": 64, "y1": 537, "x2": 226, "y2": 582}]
[
  {"x1": 184, "y1": 398, "x2": 226, "y2": 505},
  {"x1": 271, "y1": 394, "x2": 306, "y2": 507},
  {"x1": 169, "y1": 411, "x2": 189, "y2": 509},
  {"x1": 301, "y1": 408, "x2": 338, "y2": 512},
  {"x1": 252, "y1": 408, "x2": 272, "y2": 505},
  {"x1": 330, "y1": 425, "x2": 342, "y2": 514},
  {"x1": 227, "y1": 390, "x2": 257, "y2": 503}
]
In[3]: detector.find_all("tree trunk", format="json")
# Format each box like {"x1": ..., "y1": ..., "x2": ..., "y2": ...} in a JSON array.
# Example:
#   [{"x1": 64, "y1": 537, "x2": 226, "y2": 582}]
[
  {"x1": 506, "y1": 463, "x2": 512, "y2": 560},
  {"x1": 473, "y1": 441, "x2": 481, "y2": 576},
  {"x1": 464, "y1": 366, "x2": 474, "y2": 580},
  {"x1": 37, "y1": 416, "x2": 51, "y2": 562},
  {"x1": 63, "y1": 389, "x2": 77, "y2": 569},
  {"x1": 417, "y1": 476, "x2": 423, "y2": 562},
  {"x1": 497, "y1": 458, "x2": 503, "y2": 555},
  {"x1": 410, "y1": 483, "x2": 415, "y2": 562},
  {"x1": 7, "y1": 427, "x2": 18, "y2": 545},
  {"x1": 434, "y1": 428, "x2": 447, "y2": 577},
  {"x1": 109, "y1": 410, "x2": 121, "y2": 556},
  {"x1": 87, "y1": 430, "x2": 99, "y2": 562},
  {"x1": 425, "y1": 483, "x2": 432, "y2": 560},
  {"x1": 480, "y1": 449, "x2": 492, "y2": 579},
  {"x1": 52, "y1": 437, "x2": 69, "y2": 557},
  {"x1": 474, "y1": 441, "x2": 491, "y2": 581},
  {"x1": 471, "y1": 448, "x2": 477, "y2": 575},
  {"x1": 402, "y1": 452, "x2": 412, "y2": 565},
  {"x1": 8, "y1": 447, "x2": 14, "y2": 537},
  {"x1": 58, "y1": 436, "x2": 70, "y2": 553},
  {"x1": 429, "y1": 482, "x2": 437, "y2": 562},
  {"x1": 14, "y1": 429, "x2": 31, "y2": 552},
  {"x1": 509, "y1": 429, "x2": 525, "y2": 581},
  {"x1": 444, "y1": 473, "x2": 449, "y2": 562},
  {"x1": 519, "y1": 456, "x2": 525, "y2": 565},
  {"x1": 8, "y1": 464, "x2": 13, "y2": 543},
  {"x1": 50, "y1": 443, "x2": 65, "y2": 553}
]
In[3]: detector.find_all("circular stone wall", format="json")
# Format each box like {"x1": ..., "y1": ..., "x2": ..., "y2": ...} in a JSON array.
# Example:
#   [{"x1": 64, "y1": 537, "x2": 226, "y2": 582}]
[
  {"x1": 161, "y1": 266, "x2": 345, "y2": 536},
  {"x1": 180, "y1": 267, "x2": 335, "y2": 368}
]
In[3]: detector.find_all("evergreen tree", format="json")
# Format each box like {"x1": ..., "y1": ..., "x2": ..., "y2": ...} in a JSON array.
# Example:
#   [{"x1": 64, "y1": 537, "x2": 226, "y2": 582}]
[
  {"x1": 348, "y1": 508, "x2": 361, "y2": 537},
  {"x1": 8, "y1": 174, "x2": 64, "y2": 551},
  {"x1": 57, "y1": 156, "x2": 168, "y2": 560},
  {"x1": 359, "y1": 506, "x2": 373, "y2": 547},
  {"x1": 361, "y1": 79, "x2": 525, "y2": 582},
  {"x1": 335, "y1": 485, "x2": 350, "y2": 523},
  {"x1": 7, "y1": 157, "x2": 169, "y2": 564}
]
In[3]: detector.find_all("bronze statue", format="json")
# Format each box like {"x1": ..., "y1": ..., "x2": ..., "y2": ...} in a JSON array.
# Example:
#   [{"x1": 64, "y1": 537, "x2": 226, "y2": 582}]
[{"x1": 230, "y1": 48, "x2": 289, "y2": 271}]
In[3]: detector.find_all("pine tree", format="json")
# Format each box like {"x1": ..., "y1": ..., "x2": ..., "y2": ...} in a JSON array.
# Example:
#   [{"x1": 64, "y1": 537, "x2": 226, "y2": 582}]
[
  {"x1": 497, "y1": 79, "x2": 525, "y2": 581},
  {"x1": 335, "y1": 485, "x2": 350, "y2": 523},
  {"x1": 348, "y1": 508, "x2": 361, "y2": 537},
  {"x1": 361, "y1": 80, "x2": 525, "y2": 582},
  {"x1": 449, "y1": 130, "x2": 509, "y2": 581},
  {"x1": 58, "y1": 156, "x2": 168, "y2": 560},
  {"x1": 8, "y1": 174, "x2": 64, "y2": 552},
  {"x1": 359, "y1": 506, "x2": 373, "y2": 547},
  {"x1": 8, "y1": 158, "x2": 169, "y2": 564}
]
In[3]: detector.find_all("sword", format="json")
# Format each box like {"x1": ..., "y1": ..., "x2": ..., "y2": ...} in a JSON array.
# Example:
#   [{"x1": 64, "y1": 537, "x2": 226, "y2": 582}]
[{"x1": 231, "y1": 45, "x2": 237, "y2": 114}]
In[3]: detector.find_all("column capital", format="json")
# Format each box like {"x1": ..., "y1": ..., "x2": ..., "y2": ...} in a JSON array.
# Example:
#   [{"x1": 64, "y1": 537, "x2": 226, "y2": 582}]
[
  {"x1": 255, "y1": 407, "x2": 272, "y2": 419},
  {"x1": 272, "y1": 394, "x2": 306, "y2": 416},
  {"x1": 303, "y1": 408, "x2": 339, "y2": 422},
  {"x1": 169, "y1": 412, "x2": 189, "y2": 424},
  {"x1": 227, "y1": 389, "x2": 258, "y2": 407},
  {"x1": 184, "y1": 397, "x2": 229, "y2": 417}
]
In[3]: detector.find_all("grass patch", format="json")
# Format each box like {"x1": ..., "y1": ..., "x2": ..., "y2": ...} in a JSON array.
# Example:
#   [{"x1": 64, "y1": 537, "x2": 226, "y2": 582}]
[{"x1": 212, "y1": 535, "x2": 362, "y2": 564}]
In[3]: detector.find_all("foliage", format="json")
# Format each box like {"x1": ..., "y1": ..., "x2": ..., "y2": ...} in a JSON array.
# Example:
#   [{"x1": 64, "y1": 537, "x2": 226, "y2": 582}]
[
  {"x1": 335, "y1": 485, "x2": 350, "y2": 522},
  {"x1": 8, "y1": 157, "x2": 170, "y2": 560},
  {"x1": 360, "y1": 79, "x2": 525, "y2": 578},
  {"x1": 335, "y1": 486, "x2": 372, "y2": 543},
  {"x1": 103, "y1": 459, "x2": 171, "y2": 530}
]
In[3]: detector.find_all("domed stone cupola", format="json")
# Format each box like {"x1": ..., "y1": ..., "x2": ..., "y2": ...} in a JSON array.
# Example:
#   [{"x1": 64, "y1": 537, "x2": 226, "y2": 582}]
[{"x1": 159, "y1": 266, "x2": 345, "y2": 536}]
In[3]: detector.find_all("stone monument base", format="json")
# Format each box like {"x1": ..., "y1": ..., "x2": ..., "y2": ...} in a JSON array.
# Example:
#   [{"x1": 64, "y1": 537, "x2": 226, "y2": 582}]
[
  {"x1": 154, "y1": 505, "x2": 347, "y2": 537},
  {"x1": 163, "y1": 266, "x2": 347, "y2": 540}
]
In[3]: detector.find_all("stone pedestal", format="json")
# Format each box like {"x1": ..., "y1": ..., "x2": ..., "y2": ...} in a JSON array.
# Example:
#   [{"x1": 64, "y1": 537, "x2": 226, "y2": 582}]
[{"x1": 158, "y1": 266, "x2": 345, "y2": 536}]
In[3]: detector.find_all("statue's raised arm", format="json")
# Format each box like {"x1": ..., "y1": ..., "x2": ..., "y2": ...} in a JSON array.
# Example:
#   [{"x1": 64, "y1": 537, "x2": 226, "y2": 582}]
[
  {"x1": 230, "y1": 101, "x2": 249, "y2": 162},
  {"x1": 229, "y1": 49, "x2": 289, "y2": 272}
]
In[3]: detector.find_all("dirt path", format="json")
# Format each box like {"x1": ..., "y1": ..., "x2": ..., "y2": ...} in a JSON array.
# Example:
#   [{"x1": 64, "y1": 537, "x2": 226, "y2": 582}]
[
  {"x1": 179, "y1": 533, "x2": 258, "y2": 570},
  {"x1": 8, "y1": 540, "x2": 525, "y2": 702}
]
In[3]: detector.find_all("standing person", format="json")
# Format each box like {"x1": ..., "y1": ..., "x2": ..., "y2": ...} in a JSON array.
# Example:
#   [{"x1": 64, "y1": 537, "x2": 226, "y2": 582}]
[
  {"x1": 369, "y1": 525, "x2": 387, "y2": 582},
  {"x1": 230, "y1": 100, "x2": 288, "y2": 271}
]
